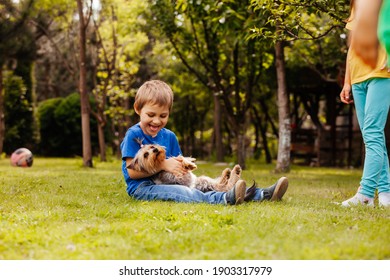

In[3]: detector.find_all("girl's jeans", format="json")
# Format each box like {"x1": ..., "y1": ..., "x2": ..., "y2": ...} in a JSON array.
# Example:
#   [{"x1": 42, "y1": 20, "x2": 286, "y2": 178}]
[
  {"x1": 133, "y1": 181, "x2": 264, "y2": 204},
  {"x1": 352, "y1": 78, "x2": 390, "y2": 197}
]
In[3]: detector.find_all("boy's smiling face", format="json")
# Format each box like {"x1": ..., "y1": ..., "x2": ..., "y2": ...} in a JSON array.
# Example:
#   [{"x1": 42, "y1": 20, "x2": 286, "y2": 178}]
[{"x1": 136, "y1": 102, "x2": 170, "y2": 137}]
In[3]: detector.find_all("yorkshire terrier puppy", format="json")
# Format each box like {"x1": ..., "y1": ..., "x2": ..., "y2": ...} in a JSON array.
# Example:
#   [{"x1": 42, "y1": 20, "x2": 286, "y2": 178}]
[{"x1": 127, "y1": 143, "x2": 242, "y2": 192}]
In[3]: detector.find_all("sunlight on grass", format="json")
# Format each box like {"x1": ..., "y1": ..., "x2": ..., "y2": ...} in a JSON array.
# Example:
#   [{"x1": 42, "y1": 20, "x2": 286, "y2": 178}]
[{"x1": 0, "y1": 157, "x2": 389, "y2": 260}]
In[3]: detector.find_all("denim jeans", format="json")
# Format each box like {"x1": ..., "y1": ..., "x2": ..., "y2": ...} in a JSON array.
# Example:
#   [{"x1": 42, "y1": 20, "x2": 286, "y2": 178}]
[
  {"x1": 132, "y1": 181, "x2": 265, "y2": 204},
  {"x1": 352, "y1": 78, "x2": 390, "y2": 197}
]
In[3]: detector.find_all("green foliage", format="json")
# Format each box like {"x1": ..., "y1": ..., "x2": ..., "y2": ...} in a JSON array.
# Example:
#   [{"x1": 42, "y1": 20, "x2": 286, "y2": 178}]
[
  {"x1": 37, "y1": 97, "x2": 63, "y2": 155},
  {"x1": 148, "y1": 39, "x2": 214, "y2": 156},
  {"x1": 93, "y1": 0, "x2": 149, "y2": 135},
  {"x1": 0, "y1": 158, "x2": 389, "y2": 259},
  {"x1": 150, "y1": 0, "x2": 280, "y2": 164},
  {"x1": 277, "y1": 1, "x2": 349, "y2": 80},
  {"x1": 3, "y1": 74, "x2": 35, "y2": 154},
  {"x1": 249, "y1": 0, "x2": 350, "y2": 41},
  {"x1": 0, "y1": 0, "x2": 362, "y2": 166},
  {"x1": 0, "y1": 0, "x2": 35, "y2": 65},
  {"x1": 38, "y1": 93, "x2": 99, "y2": 157}
]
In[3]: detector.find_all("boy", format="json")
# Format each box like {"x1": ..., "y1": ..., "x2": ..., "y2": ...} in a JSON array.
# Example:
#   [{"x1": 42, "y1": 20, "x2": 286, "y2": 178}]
[{"x1": 120, "y1": 80, "x2": 289, "y2": 205}]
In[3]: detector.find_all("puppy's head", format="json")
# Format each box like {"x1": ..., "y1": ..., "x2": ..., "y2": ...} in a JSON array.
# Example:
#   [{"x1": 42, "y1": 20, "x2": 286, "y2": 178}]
[{"x1": 127, "y1": 144, "x2": 166, "y2": 174}]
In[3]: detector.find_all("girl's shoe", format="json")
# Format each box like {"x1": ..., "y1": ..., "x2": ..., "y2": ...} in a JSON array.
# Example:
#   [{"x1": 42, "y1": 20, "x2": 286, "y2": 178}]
[
  {"x1": 341, "y1": 192, "x2": 374, "y2": 207},
  {"x1": 378, "y1": 192, "x2": 390, "y2": 207}
]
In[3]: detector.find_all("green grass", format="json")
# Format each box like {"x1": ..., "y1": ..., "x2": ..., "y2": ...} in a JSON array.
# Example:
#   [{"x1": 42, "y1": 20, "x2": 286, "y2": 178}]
[{"x1": 0, "y1": 157, "x2": 389, "y2": 260}]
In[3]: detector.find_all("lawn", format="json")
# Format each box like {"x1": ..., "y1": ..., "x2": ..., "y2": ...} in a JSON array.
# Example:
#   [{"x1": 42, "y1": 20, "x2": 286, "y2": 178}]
[{"x1": 0, "y1": 157, "x2": 389, "y2": 260}]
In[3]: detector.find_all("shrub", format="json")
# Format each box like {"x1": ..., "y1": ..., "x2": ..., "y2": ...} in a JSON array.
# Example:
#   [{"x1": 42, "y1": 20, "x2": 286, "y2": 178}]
[
  {"x1": 3, "y1": 75, "x2": 35, "y2": 154},
  {"x1": 38, "y1": 93, "x2": 99, "y2": 157}
]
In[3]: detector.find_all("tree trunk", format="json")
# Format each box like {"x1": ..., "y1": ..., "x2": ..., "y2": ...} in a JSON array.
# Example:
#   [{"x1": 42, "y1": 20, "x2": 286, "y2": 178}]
[
  {"x1": 77, "y1": 0, "x2": 93, "y2": 167},
  {"x1": 213, "y1": 93, "x2": 224, "y2": 162},
  {"x1": 275, "y1": 40, "x2": 291, "y2": 173},
  {"x1": 0, "y1": 68, "x2": 4, "y2": 155},
  {"x1": 260, "y1": 121, "x2": 272, "y2": 164},
  {"x1": 97, "y1": 122, "x2": 106, "y2": 162},
  {"x1": 236, "y1": 127, "x2": 246, "y2": 169},
  {"x1": 255, "y1": 100, "x2": 274, "y2": 163}
]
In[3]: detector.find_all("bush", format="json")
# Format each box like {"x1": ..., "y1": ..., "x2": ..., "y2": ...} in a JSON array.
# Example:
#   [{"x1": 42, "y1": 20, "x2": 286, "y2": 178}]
[
  {"x1": 3, "y1": 75, "x2": 35, "y2": 154},
  {"x1": 38, "y1": 93, "x2": 99, "y2": 157}
]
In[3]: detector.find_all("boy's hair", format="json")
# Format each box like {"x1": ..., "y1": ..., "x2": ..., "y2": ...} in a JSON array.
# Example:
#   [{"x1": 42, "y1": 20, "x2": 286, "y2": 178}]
[{"x1": 134, "y1": 80, "x2": 174, "y2": 112}]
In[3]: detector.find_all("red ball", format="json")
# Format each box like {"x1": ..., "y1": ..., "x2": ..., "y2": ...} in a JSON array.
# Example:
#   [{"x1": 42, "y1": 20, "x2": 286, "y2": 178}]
[{"x1": 10, "y1": 148, "x2": 34, "y2": 167}]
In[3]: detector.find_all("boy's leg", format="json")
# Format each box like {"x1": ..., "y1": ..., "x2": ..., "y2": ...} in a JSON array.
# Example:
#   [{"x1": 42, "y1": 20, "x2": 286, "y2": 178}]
[
  {"x1": 245, "y1": 177, "x2": 289, "y2": 202},
  {"x1": 133, "y1": 181, "x2": 246, "y2": 205}
]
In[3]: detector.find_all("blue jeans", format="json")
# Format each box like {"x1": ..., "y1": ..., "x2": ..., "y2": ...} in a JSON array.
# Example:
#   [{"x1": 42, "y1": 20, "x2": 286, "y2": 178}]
[
  {"x1": 352, "y1": 78, "x2": 390, "y2": 197},
  {"x1": 132, "y1": 181, "x2": 265, "y2": 204}
]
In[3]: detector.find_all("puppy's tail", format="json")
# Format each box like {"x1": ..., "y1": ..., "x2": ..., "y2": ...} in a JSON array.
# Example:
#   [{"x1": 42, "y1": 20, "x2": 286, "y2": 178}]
[{"x1": 244, "y1": 180, "x2": 257, "y2": 202}]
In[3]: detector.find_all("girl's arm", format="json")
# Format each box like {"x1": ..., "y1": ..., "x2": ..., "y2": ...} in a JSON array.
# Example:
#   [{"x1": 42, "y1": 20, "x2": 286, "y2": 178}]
[
  {"x1": 340, "y1": 47, "x2": 353, "y2": 104},
  {"x1": 352, "y1": 0, "x2": 382, "y2": 68}
]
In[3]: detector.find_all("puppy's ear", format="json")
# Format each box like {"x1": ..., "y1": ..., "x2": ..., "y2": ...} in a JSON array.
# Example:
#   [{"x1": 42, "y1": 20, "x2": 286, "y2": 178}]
[{"x1": 126, "y1": 158, "x2": 138, "y2": 170}]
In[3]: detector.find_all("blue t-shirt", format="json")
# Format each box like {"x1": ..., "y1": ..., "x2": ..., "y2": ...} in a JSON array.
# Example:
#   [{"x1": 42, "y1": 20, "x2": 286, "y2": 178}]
[{"x1": 120, "y1": 123, "x2": 182, "y2": 195}]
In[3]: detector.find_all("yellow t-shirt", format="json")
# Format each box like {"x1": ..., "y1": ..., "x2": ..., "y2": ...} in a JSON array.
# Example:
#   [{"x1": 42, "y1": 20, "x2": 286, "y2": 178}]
[{"x1": 346, "y1": 9, "x2": 390, "y2": 84}]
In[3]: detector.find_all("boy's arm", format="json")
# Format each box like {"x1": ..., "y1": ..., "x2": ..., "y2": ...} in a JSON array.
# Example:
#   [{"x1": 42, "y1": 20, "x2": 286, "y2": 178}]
[
  {"x1": 125, "y1": 158, "x2": 154, "y2": 179},
  {"x1": 125, "y1": 157, "x2": 187, "y2": 179}
]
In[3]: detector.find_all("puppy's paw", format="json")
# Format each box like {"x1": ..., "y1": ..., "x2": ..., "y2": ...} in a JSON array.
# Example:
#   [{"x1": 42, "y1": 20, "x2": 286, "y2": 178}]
[
  {"x1": 182, "y1": 157, "x2": 197, "y2": 170},
  {"x1": 232, "y1": 164, "x2": 242, "y2": 176}
]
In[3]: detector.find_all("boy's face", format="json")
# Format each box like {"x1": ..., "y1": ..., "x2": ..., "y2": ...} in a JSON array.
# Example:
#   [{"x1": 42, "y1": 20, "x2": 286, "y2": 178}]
[{"x1": 136, "y1": 102, "x2": 170, "y2": 137}]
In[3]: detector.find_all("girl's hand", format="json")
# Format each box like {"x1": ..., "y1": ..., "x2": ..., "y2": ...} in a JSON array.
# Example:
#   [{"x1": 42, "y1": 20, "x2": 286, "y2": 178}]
[
  {"x1": 380, "y1": 61, "x2": 390, "y2": 72},
  {"x1": 340, "y1": 84, "x2": 354, "y2": 104}
]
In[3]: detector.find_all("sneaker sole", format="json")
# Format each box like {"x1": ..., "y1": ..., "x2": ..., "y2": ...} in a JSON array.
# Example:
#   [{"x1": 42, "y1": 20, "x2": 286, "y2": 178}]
[
  {"x1": 270, "y1": 177, "x2": 288, "y2": 201},
  {"x1": 235, "y1": 180, "x2": 247, "y2": 205}
]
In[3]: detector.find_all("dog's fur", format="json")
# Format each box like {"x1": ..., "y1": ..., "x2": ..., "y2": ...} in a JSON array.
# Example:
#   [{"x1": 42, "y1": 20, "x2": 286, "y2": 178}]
[{"x1": 127, "y1": 143, "x2": 242, "y2": 192}]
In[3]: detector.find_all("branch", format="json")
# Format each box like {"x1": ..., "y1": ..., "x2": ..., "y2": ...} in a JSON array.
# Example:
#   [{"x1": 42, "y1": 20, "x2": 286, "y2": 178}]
[
  {"x1": 30, "y1": 20, "x2": 76, "y2": 76},
  {"x1": 168, "y1": 36, "x2": 209, "y2": 87}
]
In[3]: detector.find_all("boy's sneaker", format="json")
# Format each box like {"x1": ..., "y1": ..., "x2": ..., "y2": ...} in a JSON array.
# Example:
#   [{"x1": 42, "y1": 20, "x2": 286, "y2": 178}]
[
  {"x1": 262, "y1": 177, "x2": 289, "y2": 201},
  {"x1": 378, "y1": 192, "x2": 390, "y2": 207},
  {"x1": 226, "y1": 179, "x2": 246, "y2": 205},
  {"x1": 341, "y1": 192, "x2": 374, "y2": 207}
]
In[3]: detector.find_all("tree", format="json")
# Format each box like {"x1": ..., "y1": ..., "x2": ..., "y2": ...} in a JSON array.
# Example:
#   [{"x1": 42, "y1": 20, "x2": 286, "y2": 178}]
[
  {"x1": 0, "y1": 0, "x2": 34, "y2": 154},
  {"x1": 76, "y1": 0, "x2": 93, "y2": 167},
  {"x1": 150, "y1": 0, "x2": 272, "y2": 168},
  {"x1": 249, "y1": 0, "x2": 348, "y2": 171},
  {"x1": 275, "y1": 35, "x2": 290, "y2": 172},
  {"x1": 92, "y1": 0, "x2": 148, "y2": 160}
]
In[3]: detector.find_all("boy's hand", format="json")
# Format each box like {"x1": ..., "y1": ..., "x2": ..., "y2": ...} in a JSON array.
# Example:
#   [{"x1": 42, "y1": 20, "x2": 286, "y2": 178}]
[{"x1": 162, "y1": 157, "x2": 187, "y2": 176}]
